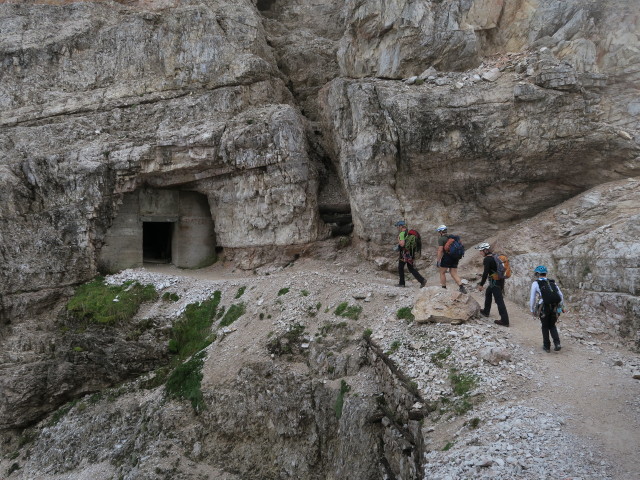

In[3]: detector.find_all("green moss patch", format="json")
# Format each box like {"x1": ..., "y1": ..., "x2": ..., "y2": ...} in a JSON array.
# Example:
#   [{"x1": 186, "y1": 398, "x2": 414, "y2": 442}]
[
  {"x1": 396, "y1": 307, "x2": 414, "y2": 322},
  {"x1": 66, "y1": 278, "x2": 158, "y2": 324},
  {"x1": 334, "y1": 302, "x2": 362, "y2": 320},
  {"x1": 219, "y1": 303, "x2": 246, "y2": 327},
  {"x1": 166, "y1": 352, "x2": 206, "y2": 412},
  {"x1": 169, "y1": 292, "x2": 221, "y2": 359}
]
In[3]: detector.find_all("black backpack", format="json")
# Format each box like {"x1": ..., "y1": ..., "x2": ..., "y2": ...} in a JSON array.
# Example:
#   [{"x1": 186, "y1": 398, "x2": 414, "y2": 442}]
[{"x1": 537, "y1": 279, "x2": 561, "y2": 305}]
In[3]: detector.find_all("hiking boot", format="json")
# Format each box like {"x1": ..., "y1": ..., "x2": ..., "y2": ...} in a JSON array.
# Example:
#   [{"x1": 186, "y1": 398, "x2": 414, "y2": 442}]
[
  {"x1": 554, "y1": 344, "x2": 561, "y2": 351},
  {"x1": 494, "y1": 320, "x2": 509, "y2": 327},
  {"x1": 479, "y1": 310, "x2": 490, "y2": 317},
  {"x1": 396, "y1": 283, "x2": 405, "y2": 288},
  {"x1": 420, "y1": 280, "x2": 427, "y2": 288},
  {"x1": 459, "y1": 284, "x2": 468, "y2": 294},
  {"x1": 543, "y1": 345, "x2": 551, "y2": 353},
  {"x1": 441, "y1": 285, "x2": 447, "y2": 289}
]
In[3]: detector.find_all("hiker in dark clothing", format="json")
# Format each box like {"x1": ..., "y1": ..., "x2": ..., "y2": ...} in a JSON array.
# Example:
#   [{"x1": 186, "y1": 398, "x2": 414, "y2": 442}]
[
  {"x1": 530, "y1": 265, "x2": 564, "y2": 352},
  {"x1": 475, "y1": 242, "x2": 510, "y2": 327},
  {"x1": 395, "y1": 220, "x2": 426, "y2": 288}
]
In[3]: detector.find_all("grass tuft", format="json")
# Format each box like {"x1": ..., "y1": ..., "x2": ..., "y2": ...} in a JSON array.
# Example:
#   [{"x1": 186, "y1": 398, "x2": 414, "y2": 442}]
[
  {"x1": 431, "y1": 346, "x2": 452, "y2": 367},
  {"x1": 166, "y1": 352, "x2": 206, "y2": 412},
  {"x1": 449, "y1": 368, "x2": 478, "y2": 397},
  {"x1": 219, "y1": 303, "x2": 246, "y2": 327},
  {"x1": 266, "y1": 323, "x2": 306, "y2": 356},
  {"x1": 334, "y1": 302, "x2": 363, "y2": 320},
  {"x1": 169, "y1": 292, "x2": 221, "y2": 359},
  {"x1": 66, "y1": 278, "x2": 158, "y2": 324},
  {"x1": 386, "y1": 340, "x2": 402, "y2": 355},
  {"x1": 396, "y1": 307, "x2": 415, "y2": 323},
  {"x1": 334, "y1": 379, "x2": 351, "y2": 419},
  {"x1": 162, "y1": 292, "x2": 180, "y2": 302}
]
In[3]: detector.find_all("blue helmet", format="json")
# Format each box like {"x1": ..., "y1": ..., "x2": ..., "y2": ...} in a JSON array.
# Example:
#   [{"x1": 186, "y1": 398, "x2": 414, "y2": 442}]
[
  {"x1": 534, "y1": 265, "x2": 548, "y2": 274},
  {"x1": 395, "y1": 220, "x2": 406, "y2": 227},
  {"x1": 436, "y1": 225, "x2": 447, "y2": 232}
]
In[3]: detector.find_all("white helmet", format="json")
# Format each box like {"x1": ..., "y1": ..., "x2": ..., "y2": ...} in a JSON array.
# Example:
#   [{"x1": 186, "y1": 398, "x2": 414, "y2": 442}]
[
  {"x1": 475, "y1": 242, "x2": 491, "y2": 251},
  {"x1": 436, "y1": 225, "x2": 447, "y2": 232}
]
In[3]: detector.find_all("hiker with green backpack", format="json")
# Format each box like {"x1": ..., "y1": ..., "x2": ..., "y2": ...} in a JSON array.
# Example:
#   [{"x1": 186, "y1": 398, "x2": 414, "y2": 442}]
[
  {"x1": 394, "y1": 220, "x2": 426, "y2": 288},
  {"x1": 529, "y1": 265, "x2": 564, "y2": 352}
]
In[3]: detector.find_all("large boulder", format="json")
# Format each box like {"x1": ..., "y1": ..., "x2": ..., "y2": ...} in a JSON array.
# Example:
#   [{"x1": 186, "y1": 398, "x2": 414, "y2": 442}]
[{"x1": 412, "y1": 286, "x2": 480, "y2": 324}]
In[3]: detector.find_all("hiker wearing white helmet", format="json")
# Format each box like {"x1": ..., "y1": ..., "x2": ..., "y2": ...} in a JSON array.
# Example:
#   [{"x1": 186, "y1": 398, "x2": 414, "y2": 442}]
[
  {"x1": 436, "y1": 225, "x2": 467, "y2": 294},
  {"x1": 476, "y1": 242, "x2": 510, "y2": 327}
]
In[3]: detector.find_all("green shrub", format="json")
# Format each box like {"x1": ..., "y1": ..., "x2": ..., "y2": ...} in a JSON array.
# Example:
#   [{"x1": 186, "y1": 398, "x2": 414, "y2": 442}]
[
  {"x1": 166, "y1": 352, "x2": 206, "y2": 412},
  {"x1": 219, "y1": 303, "x2": 246, "y2": 327},
  {"x1": 319, "y1": 321, "x2": 348, "y2": 335},
  {"x1": 47, "y1": 400, "x2": 79, "y2": 427},
  {"x1": 334, "y1": 302, "x2": 362, "y2": 320},
  {"x1": 467, "y1": 417, "x2": 481, "y2": 429},
  {"x1": 443, "y1": 441, "x2": 454, "y2": 451},
  {"x1": 396, "y1": 307, "x2": 414, "y2": 322},
  {"x1": 449, "y1": 368, "x2": 478, "y2": 396},
  {"x1": 169, "y1": 292, "x2": 221, "y2": 359},
  {"x1": 301, "y1": 290, "x2": 309, "y2": 297},
  {"x1": 162, "y1": 292, "x2": 180, "y2": 302},
  {"x1": 235, "y1": 286, "x2": 246, "y2": 299},
  {"x1": 431, "y1": 346, "x2": 452, "y2": 367},
  {"x1": 334, "y1": 379, "x2": 351, "y2": 419},
  {"x1": 386, "y1": 340, "x2": 401, "y2": 355},
  {"x1": 141, "y1": 366, "x2": 171, "y2": 390},
  {"x1": 362, "y1": 328, "x2": 373, "y2": 340},
  {"x1": 338, "y1": 236, "x2": 351, "y2": 249},
  {"x1": 277, "y1": 287, "x2": 290, "y2": 296},
  {"x1": 67, "y1": 278, "x2": 158, "y2": 324},
  {"x1": 267, "y1": 323, "x2": 306, "y2": 356}
]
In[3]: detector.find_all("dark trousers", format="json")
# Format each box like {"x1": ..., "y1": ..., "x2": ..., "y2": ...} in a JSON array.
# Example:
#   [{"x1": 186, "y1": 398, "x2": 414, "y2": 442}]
[
  {"x1": 398, "y1": 260, "x2": 425, "y2": 286},
  {"x1": 539, "y1": 305, "x2": 561, "y2": 348},
  {"x1": 483, "y1": 282, "x2": 509, "y2": 324}
]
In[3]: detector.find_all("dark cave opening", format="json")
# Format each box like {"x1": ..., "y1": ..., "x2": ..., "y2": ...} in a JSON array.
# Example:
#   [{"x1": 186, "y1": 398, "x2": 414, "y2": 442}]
[
  {"x1": 143, "y1": 222, "x2": 173, "y2": 263},
  {"x1": 256, "y1": 0, "x2": 276, "y2": 12}
]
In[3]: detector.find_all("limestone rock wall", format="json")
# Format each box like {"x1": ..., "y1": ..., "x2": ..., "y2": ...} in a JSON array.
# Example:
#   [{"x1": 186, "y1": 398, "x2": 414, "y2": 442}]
[
  {"x1": 0, "y1": 0, "x2": 328, "y2": 314},
  {"x1": 461, "y1": 178, "x2": 640, "y2": 346},
  {"x1": 1, "y1": 0, "x2": 639, "y2": 345}
]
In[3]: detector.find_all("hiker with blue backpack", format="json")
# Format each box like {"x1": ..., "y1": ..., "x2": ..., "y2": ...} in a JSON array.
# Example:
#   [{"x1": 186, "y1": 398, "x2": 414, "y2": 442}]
[
  {"x1": 436, "y1": 225, "x2": 467, "y2": 294},
  {"x1": 395, "y1": 220, "x2": 426, "y2": 288},
  {"x1": 530, "y1": 265, "x2": 564, "y2": 352},
  {"x1": 475, "y1": 242, "x2": 510, "y2": 327}
]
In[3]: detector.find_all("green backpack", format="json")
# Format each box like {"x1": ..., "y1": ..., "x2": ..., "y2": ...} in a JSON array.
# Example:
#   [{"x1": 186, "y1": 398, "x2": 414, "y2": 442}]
[{"x1": 405, "y1": 229, "x2": 422, "y2": 257}]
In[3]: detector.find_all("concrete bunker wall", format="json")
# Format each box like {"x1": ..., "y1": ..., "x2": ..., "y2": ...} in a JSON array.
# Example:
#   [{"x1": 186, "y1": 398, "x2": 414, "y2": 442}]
[{"x1": 99, "y1": 189, "x2": 216, "y2": 272}]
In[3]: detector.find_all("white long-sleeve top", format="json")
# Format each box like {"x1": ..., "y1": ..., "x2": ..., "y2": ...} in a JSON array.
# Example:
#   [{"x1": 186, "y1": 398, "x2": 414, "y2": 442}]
[{"x1": 529, "y1": 277, "x2": 564, "y2": 312}]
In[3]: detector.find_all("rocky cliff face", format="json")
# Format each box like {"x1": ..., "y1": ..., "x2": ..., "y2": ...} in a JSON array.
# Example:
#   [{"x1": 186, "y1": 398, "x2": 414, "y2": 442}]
[
  {"x1": 1, "y1": 1, "x2": 639, "y2": 476},
  {"x1": 1, "y1": 0, "x2": 638, "y2": 305}
]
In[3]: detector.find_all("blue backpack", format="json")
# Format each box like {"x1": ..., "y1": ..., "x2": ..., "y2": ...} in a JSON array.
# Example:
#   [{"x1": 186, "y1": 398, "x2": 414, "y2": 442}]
[{"x1": 444, "y1": 235, "x2": 465, "y2": 260}]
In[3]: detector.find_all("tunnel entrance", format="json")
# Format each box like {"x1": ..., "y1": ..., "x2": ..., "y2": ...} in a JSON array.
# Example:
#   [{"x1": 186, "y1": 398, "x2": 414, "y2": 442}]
[
  {"x1": 143, "y1": 222, "x2": 173, "y2": 263},
  {"x1": 99, "y1": 189, "x2": 217, "y2": 273}
]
